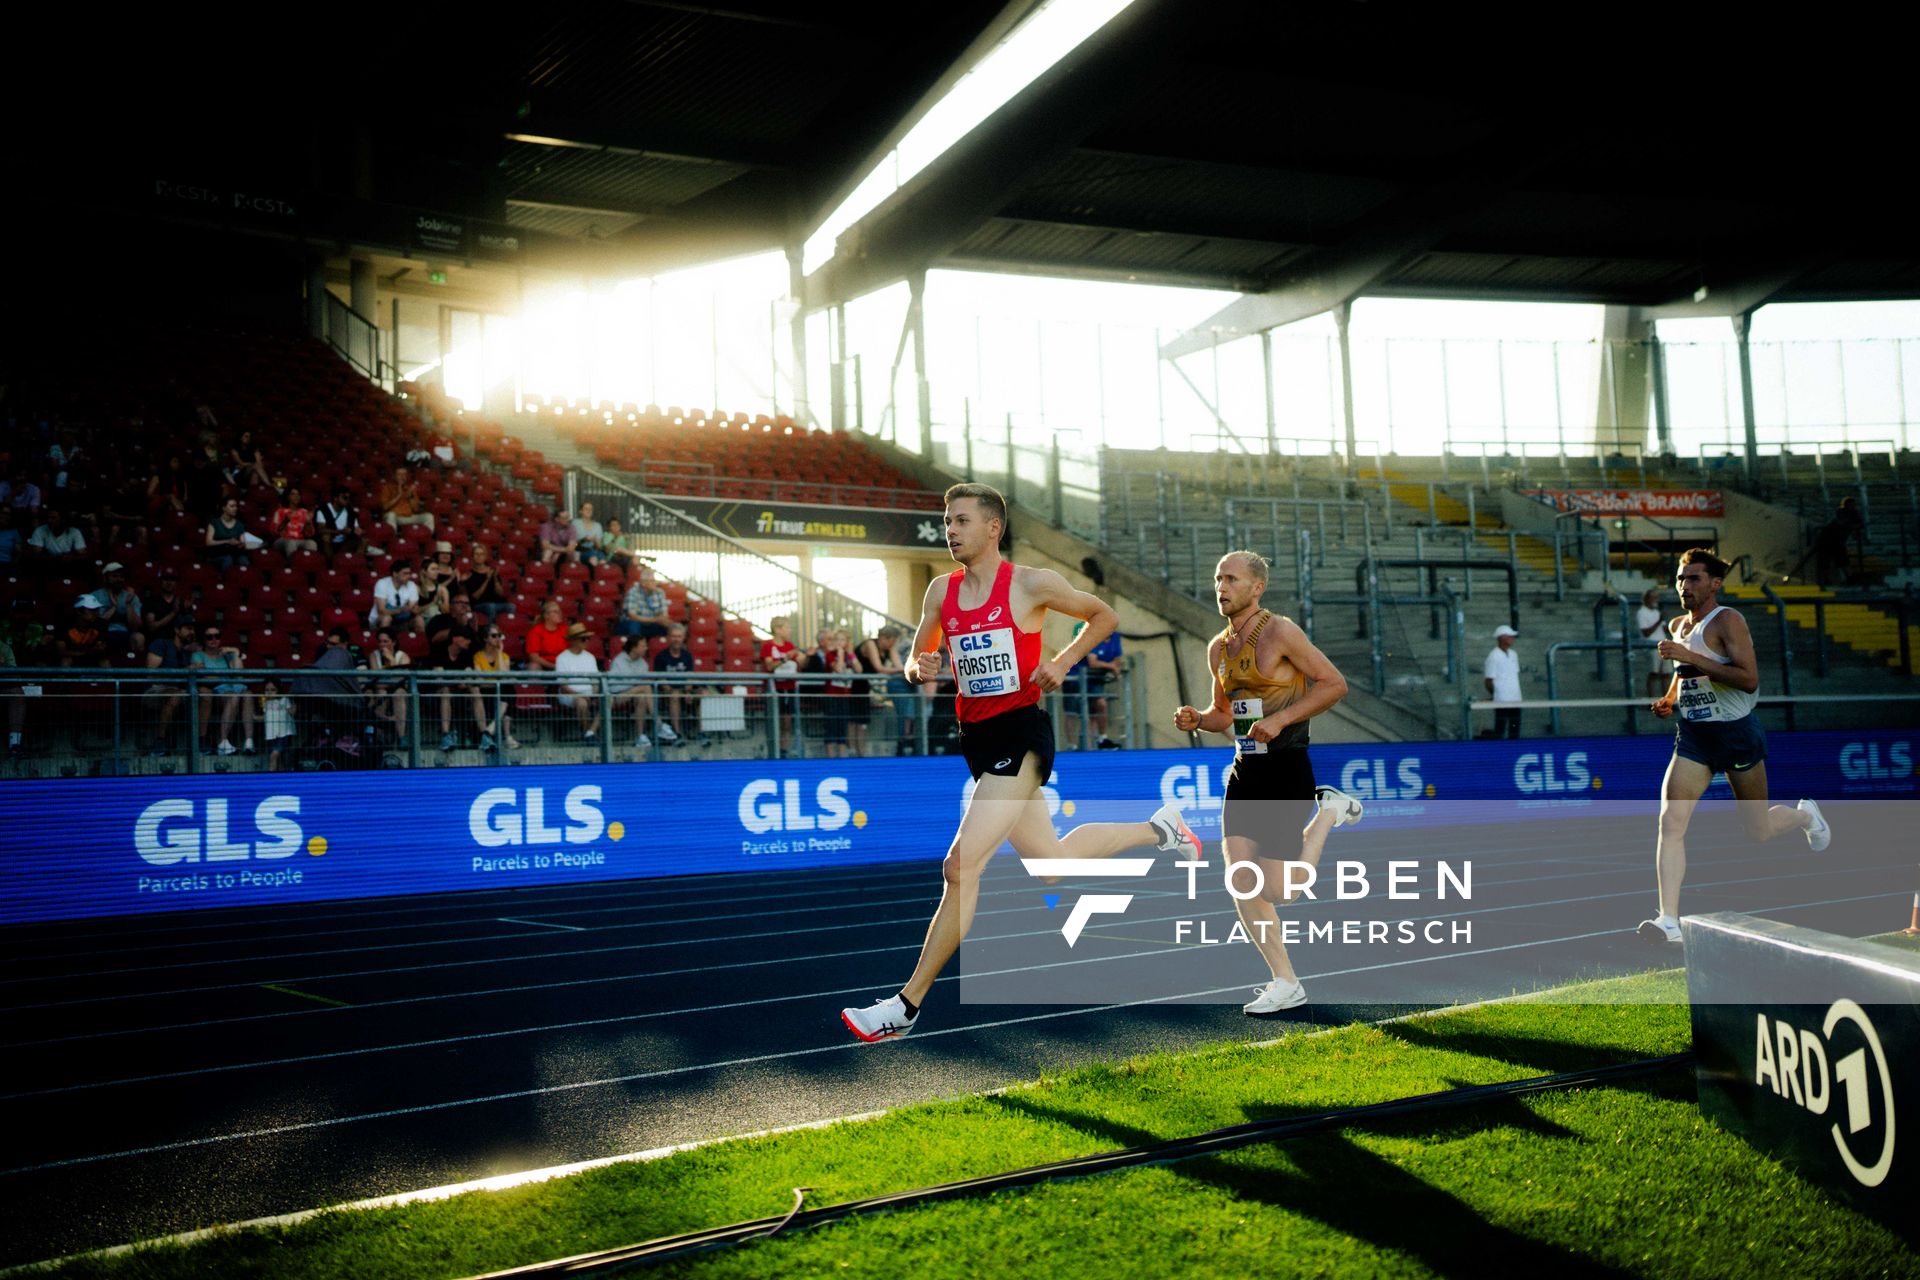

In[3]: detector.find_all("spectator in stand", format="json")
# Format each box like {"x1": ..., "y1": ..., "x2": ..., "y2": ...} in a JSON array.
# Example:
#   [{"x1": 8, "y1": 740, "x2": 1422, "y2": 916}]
[
  {"x1": 538, "y1": 507, "x2": 578, "y2": 565},
  {"x1": 615, "y1": 563, "x2": 671, "y2": 639},
  {"x1": 1483, "y1": 624, "x2": 1523, "y2": 739},
  {"x1": 1063, "y1": 621, "x2": 1124, "y2": 749},
  {"x1": 759, "y1": 615, "x2": 799, "y2": 753},
  {"x1": 28, "y1": 507, "x2": 87, "y2": 566},
  {"x1": 367, "y1": 558, "x2": 425, "y2": 635},
  {"x1": 0, "y1": 507, "x2": 22, "y2": 564},
  {"x1": 572, "y1": 501, "x2": 606, "y2": 564},
  {"x1": 142, "y1": 619, "x2": 197, "y2": 754},
  {"x1": 653, "y1": 622, "x2": 698, "y2": 743},
  {"x1": 294, "y1": 627, "x2": 367, "y2": 756},
  {"x1": 523, "y1": 598, "x2": 570, "y2": 671},
  {"x1": 58, "y1": 595, "x2": 111, "y2": 667},
  {"x1": 146, "y1": 455, "x2": 188, "y2": 519},
  {"x1": 185, "y1": 436, "x2": 226, "y2": 515},
  {"x1": 470, "y1": 623, "x2": 519, "y2": 751},
  {"x1": 269, "y1": 486, "x2": 318, "y2": 557},
  {"x1": 1814, "y1": 496, "x2": 1865, "y2": 587},
  {"x1": 860, "y1": 625, "x2": 909, "y2": 755},
  {"x1": 427, "y1": 594, "x2": 479, "y2": 752},
  {"x1": 1636, "y1": 587, "x2": 1668, "y2": 699},
  {"x1": 99, "y1": 464, "x2": 149, "y2": 550},
  {"x1": 602, "y1": 517, "x2": 638, "y2": 570},
  {"x1": 98, "y1": 562, "x2": 145, "y2": 659},
  {"x1": 833, "y1": 627, "x2": 870, "y2": 757},
  {"x1": 202, "y1": 496, "x2": 253, "y2": 574},
  {"x1": 418, "y1": 541, "x2": 459, "y2": 623},
  {"x1": 802, "y1": 626, "x2": 834, "y2": 743},
  {"x1": 315, "y1": 487, "x2": 363, "y2": 563},
  {"x1": 554, "y1": 622, "x2": 603, "y2": 742},
  {"x1": 227, "y1": 431, "x2": 272, "y2": 494},
  {"x1": 190, "y1": 625, "x2": 255, "y2": 755},
  {"x1": 380, "y1": 464, "x2": 435, "y2": 534},
  {"x1": 260, "y1": 676, "x2": 296, "y2": 770},
  {"x1": 609, "y1": 633, "x2": 671, "y2": 748},
  {"x1": 142, "y1": 569, "x2": 188, "y2": 643},
  {"x1": 8, "y1": 469, "x2": 44, "y2": 515},
  {"x1": 364, "y1": 629, "x2": 412, "y2": 744},
  {"x1": 461, "y1": 541, "x2": 514, "y2": 622}
]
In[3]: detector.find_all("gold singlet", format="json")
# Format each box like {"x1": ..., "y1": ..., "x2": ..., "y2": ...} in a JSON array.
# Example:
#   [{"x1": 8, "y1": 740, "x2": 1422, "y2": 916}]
[{"x1": 1217, "y1": 610, "x2": 1310, "y2": 756}]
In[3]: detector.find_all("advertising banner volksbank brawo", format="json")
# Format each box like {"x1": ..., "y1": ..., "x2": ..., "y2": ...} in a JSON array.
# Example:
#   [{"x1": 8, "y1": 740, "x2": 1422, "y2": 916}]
[{"x1": 0, "y1": 730, "x2": 1911, "y2": 926}]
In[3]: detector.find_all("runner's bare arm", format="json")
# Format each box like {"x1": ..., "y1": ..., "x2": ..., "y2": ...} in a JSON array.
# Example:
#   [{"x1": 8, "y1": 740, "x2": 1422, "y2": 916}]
[
  {"x1": 1257, "y1": 616, "x2": 1347, "y2": 735},
  {"x1": 1174, "y1": 636, "x2": 1233, "y2": 734},
  {"x1": 1703, "y1": 609, "x2": 1761, "y2": 693},
  {"x1": 903, "y1": 577, "x2": 948, "y2": 684},
  {"x1": 1016, "y1": 566, "x2": 1117, "y2": 692}
]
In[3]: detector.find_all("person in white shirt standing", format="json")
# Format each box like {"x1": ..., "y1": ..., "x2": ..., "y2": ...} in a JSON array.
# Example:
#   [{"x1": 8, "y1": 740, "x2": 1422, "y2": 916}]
[
  {"x1": 1482, "y1": 624, "x2": 1522, "y2": 738},
  {"x1": 553, "y1": 623, "x2": 603, "y2": 742},
  {"x1": 1634, "y1": 587, "x2": 1667, "y2": 698}
]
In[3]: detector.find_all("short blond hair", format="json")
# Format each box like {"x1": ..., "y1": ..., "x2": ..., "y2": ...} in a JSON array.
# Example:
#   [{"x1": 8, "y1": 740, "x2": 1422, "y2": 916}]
[{"x1": 1219, "y1": 549, "x2": 1270, "y2": 584}]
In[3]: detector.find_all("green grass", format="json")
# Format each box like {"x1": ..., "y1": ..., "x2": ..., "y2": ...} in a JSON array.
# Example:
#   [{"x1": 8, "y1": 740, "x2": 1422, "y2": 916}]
[{"x1": 32, "y1": 969, "x2": 1918, "y2": 1280}]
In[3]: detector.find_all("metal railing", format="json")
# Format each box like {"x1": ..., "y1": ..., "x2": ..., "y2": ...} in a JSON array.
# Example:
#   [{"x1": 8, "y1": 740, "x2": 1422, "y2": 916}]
[
  {"x1": 1461, "y1": 692, "x2": 1920, "y2": 740},
  {"x1": 323, "y1": 293, "x2": 394, "y2": 392},
  {"x1": 1, "y1": 666, "x2": 1142, "y2": 777}
]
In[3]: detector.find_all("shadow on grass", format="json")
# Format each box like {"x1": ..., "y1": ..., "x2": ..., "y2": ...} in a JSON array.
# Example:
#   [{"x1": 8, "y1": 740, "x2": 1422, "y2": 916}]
[
  {"x1": 986, "y1": 1086, "x2": 1637, "y2": 1279},
  {"x1": 1376, "y1": 1020, "x2": 1691, "y2": 1079}
]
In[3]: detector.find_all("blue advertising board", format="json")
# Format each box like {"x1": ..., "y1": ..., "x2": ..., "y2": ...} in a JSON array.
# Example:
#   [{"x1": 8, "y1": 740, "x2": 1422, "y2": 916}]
[{"x1": 0, "y1": 730, "x2": 1911, "y2": 926}]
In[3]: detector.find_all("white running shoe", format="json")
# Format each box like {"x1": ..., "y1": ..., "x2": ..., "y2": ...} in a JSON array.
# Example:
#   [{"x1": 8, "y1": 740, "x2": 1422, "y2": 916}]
[
  {"x1": 1636, "y1": 914, "x2": 1682, "y2": 944},
  {"x1": 1797, "y1": 799, "x2": 1831, "y2": 853},
  {"x1": 1312, "y1": 785, "x2": 1365, "y2": 829},
  {"x1": 841, "y1": 994, "x2": 917, "y2": 1042},
  {"x1": 635, "y1": 733, "x2": 652, "y2": 748},
  {"x1": 1243, "y1": 977, "x2": 1308, "y2": 1014},
  {"x1": 1148, "y1": 803, "x2": 1203, "y2": 859},
  {"x1": 657, "y1": 722, "x2": 681, "y2": 744},
  {"x1": 216, "y1": 740, "x2": 236, "y2": 757}
]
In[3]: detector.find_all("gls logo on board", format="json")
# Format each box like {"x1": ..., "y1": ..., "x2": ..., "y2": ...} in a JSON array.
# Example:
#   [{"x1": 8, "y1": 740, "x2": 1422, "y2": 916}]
[
  {"x1": 1338, "y1": 756, "x2": 1427, "y2": 801},
  {"x1": 136, "y1": 797, "x2": 304, "y2": 864},
  {"x1": 738, "y1": 778, "x2": 853, "y2": 834},
  {"x1": 1839, "y1": 741, "x2": 1914, "y2": 781},
  {"x1": 1514, "y1": 751, "x2": 1593, "y2": 794},
  {"x1": 1753, "y1": 1000, "x2": 1897, "y2": 1187},
  {"x1": 469, "y1": 786, "x2": 605, "y2": 847}
]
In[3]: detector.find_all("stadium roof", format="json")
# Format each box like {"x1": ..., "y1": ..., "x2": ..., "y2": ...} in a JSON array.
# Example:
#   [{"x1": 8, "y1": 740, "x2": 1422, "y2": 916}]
[{"x1": 35, "y1": 1, "x2": 1917, "y2": 335}]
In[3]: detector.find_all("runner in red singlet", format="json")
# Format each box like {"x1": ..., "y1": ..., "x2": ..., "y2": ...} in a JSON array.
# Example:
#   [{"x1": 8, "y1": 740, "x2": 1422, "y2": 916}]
[{"x1": 841, "y1": 483, "x2": 1202, "y2": 1041}]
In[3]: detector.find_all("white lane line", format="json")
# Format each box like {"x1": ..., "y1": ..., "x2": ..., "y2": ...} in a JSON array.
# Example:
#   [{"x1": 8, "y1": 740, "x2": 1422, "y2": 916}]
[
  {"x1": 496, "y1": 919, "x2": 585, "y2": 932},
  {"x1": 10, "y1": 864, "x2": 946, "y2": 964},
  {"x1": 7, "y1": 851, "x2": 1885, "y2": 1023},
  {"x1": 1, "y1": 888, "x2": 1891, "y2": 1109},
  {"x1": 0, "y1": 832, "x2": 1812, "y2": 996}
]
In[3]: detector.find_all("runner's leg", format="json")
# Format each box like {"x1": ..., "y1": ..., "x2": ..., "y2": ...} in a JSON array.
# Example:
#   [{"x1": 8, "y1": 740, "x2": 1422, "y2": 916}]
[
  {"x1": 1725, "y1": 761, "x2": 1813, "y2": 841},
  {"x1": 898, "y1": 754, "x2": 1045, "y2": 1004},
  {"x1": 1656, "y1": 754, "x2": 1713, "y2": 918}
]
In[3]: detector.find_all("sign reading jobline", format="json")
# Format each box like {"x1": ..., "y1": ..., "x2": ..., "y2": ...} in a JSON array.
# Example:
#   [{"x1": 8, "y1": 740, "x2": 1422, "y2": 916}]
[{"x1": 0, "y1": 731, "x2": 1910, "y2": 927}]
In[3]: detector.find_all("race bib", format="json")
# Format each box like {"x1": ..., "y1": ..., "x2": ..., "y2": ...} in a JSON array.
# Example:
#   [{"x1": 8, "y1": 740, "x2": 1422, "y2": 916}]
[
  {"x1": 950, "y1": 627, "x2": 1020, "y2": 697},
  {"x1": 1677, "y1": 675, "x2": 1719, "y2": 721},
  {"x1": 1231, "y1": 696, "x2": 1266, "y2": 756}
]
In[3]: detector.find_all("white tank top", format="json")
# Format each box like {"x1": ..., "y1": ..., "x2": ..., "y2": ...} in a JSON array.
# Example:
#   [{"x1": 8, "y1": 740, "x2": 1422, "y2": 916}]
[{"x1": 1673, "y1": 605, "x2": 1757, "y2": 723}]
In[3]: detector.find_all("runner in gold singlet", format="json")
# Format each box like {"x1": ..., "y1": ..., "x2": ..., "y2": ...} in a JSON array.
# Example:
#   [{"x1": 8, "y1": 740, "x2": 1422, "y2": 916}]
[{"x1": 1173, "y1": 550, "x2": 1364, "y2": 1014}]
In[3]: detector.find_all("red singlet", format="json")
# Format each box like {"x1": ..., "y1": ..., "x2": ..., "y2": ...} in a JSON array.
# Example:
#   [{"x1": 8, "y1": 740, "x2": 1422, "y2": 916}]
[{"x1": 943, "y1": 560, "x2": 1043, "y2": 723}]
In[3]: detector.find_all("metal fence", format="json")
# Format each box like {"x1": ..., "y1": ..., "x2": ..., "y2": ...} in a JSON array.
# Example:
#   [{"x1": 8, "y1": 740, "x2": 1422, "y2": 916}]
[{"x1": 1, "y1": 667, "x2": 1141, "y2": 778}]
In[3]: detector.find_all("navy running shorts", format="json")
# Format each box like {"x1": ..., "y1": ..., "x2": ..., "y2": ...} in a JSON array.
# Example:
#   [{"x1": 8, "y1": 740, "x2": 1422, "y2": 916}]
[{"x1": 1674, "y1": 714, "x2": 1768, "y2": 775}]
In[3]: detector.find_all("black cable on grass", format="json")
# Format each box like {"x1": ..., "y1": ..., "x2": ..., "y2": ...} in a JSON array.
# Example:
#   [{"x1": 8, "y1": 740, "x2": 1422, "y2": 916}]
[{"x1": 465, "y1": 1052, "x2": 1695, "y2": 1278}]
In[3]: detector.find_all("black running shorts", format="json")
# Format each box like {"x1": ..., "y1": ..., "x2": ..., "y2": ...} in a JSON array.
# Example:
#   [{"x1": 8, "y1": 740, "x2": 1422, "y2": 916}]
[
  {"x1": 1221, "y1": 746, "x2": 1317, "y2": 853},
  {"x1": 959, "y1": 703, "x2": 1057, "y2": 783}
]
